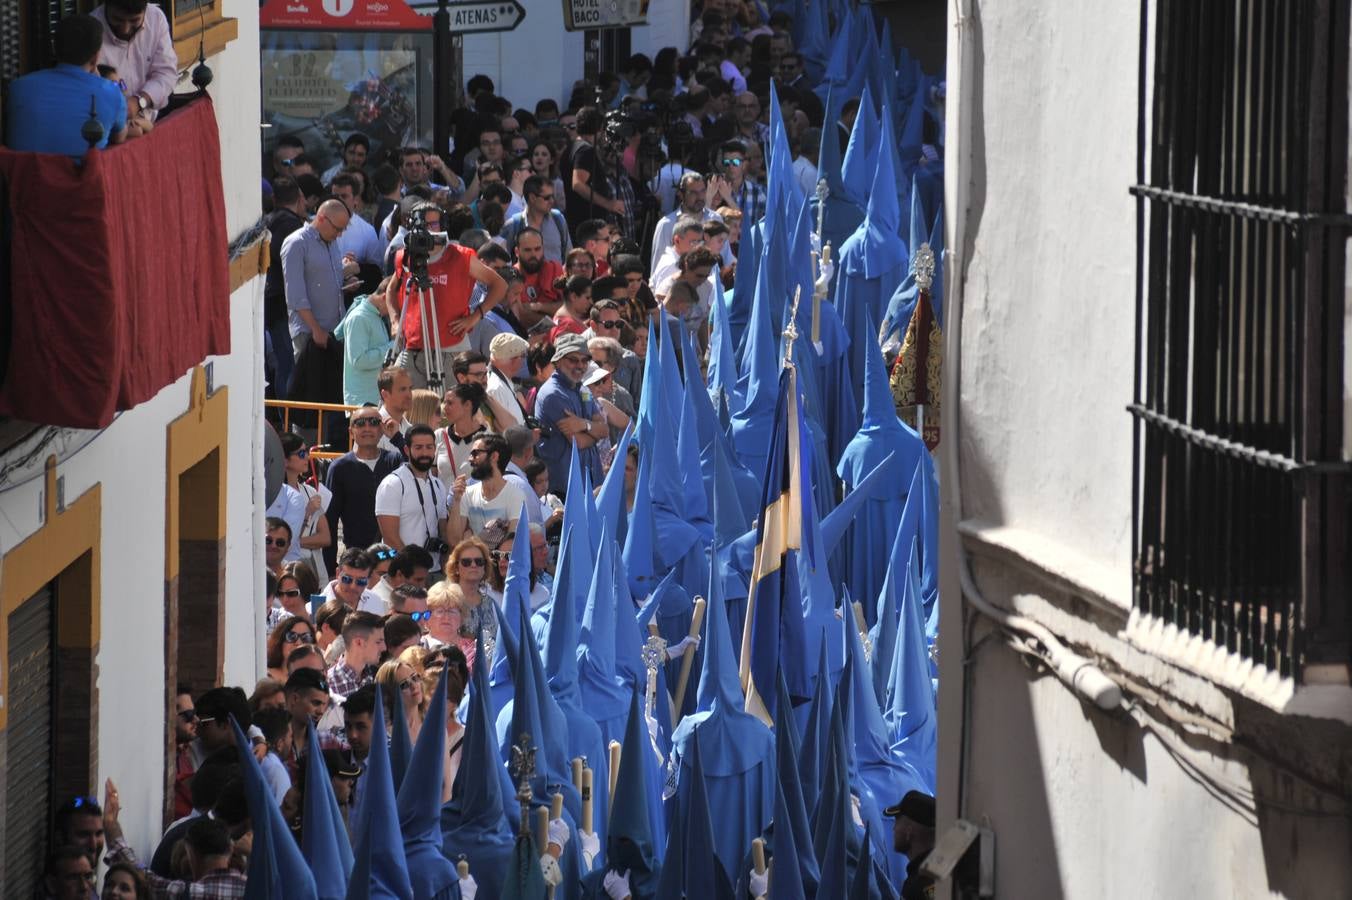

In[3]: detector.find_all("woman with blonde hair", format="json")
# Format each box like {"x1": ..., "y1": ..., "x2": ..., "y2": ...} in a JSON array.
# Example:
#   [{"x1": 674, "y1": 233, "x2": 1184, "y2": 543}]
[
  {"x1": 375, "y1": 656, "x2": 428, "y2": 743},
  {"x1": 407, "y1": 388, "x2": 443, "y2": 429},
  {"x1": 425, "y1": 580, "x2": 478, "y2": 670}
]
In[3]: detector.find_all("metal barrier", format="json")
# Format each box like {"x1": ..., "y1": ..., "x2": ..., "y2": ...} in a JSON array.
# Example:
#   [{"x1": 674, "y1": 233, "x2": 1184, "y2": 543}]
[{"x1": 265, "y1": 400, "x2": 358, "y2": 460}]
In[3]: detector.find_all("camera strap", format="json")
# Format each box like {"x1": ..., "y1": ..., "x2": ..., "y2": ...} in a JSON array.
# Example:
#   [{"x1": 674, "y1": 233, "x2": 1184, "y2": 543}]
[{"x1": 403, "y1": 465, "x2": 440, "y2": 542}]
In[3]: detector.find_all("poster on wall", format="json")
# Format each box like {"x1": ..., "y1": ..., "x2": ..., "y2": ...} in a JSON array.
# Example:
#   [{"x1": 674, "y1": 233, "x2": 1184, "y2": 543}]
[{"x1": 260, "y1": 31, "x2": 434, "y2": 173}]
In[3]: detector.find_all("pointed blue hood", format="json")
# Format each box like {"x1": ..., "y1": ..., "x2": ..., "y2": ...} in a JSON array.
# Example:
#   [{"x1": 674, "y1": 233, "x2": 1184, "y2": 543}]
[
  {"x1": 774, "y1": 669, "x2": 820, "y2": 895},
  {"x1": 798, "y1": 640, "x2": 832, "y2": 809},
  {"x1": 232, "y1": 718, "x2": 319, "y2": 900},
  {"x1": 594, "y1": 420, "x2": 634, "y2": 546},
  {"x1": 706, "y1": 276, "x2": 744, "y2": 417},
  {"x1": 347, "y1": 685, "x2": 413, "y2": 899},
  {"x1": 388, "y1": 687, "x2": 413, "y2": 795},
  {"x1": 488, "y1": 504, "x2": 535, "y2": 713},
  {"x1": 396, "y1": 663, "x2": 458, "y2": 899},
  {"x1": 578, "y1": 526, "x2": 632, "y2": 742},
  {"x1": 607, "y1": 687, "x2": 658, "y2": 874},
  {"x1": 860, "y1": 104, "x2": 906, "y2": 279},
  {"x1": 681, "y1": 738, "x2": 738, "y2": 898},
  {"x1": 302, "y1": 721, "x2": 354, "y2": 900},
  {"x1": 441, "y1": 633, "x2": 514, "y2": 894},
  {"x1": 886, "y1": 537, "x2": 938, "y2": 789},
  {"x1": 840, "y1": 84, "x2": 879, "y2": 210}
]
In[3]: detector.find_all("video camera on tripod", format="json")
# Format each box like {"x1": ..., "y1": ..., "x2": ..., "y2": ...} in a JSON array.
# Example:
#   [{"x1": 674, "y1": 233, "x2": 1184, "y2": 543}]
[{"x1": 402, "y1": 204, "x2": 451, "y2": 289}]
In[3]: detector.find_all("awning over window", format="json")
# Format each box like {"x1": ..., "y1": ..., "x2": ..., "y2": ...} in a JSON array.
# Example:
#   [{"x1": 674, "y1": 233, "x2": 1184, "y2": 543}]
[{"x1": 0, "y1": 95, "x2": 231, "y2": 429}]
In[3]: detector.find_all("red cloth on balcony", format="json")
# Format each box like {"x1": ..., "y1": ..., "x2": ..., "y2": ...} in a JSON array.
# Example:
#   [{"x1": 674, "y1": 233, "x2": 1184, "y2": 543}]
[{"x1": 0, "y1": 95, "x2": 230, "y2": 429}]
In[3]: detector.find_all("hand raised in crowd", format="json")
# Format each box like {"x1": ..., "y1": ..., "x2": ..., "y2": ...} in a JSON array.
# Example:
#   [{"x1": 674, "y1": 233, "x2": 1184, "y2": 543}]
[
  {"x1": 381, "y1": 416, "x2": 401, "y2": 439},
  {"x1": 103, "y1": 777, "x2": 121, "y2": 827},
  {"x1": 305, "y1": 492, "x2": 323, "y2": 517},
  {"x1": 452, "y1": 474, "x2": 469, "y2": 502}
]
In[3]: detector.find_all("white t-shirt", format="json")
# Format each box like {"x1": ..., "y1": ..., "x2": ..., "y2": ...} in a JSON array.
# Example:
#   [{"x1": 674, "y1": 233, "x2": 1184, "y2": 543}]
[
  {"x1": 374, "y1": 466, "x2": 449, "y2": 569},
  {"x1": 486, "y1": 370, "x2": 525, "y2": 428},
  {"x1": 434, "y1": 426, "x2": 485, "y2": 492},
  {"x1": 457, "y1": 479, "x2": 529, "y2": 538},
  {"x1": 295, "y1": 480, "x2": 332, "y2": 584}
]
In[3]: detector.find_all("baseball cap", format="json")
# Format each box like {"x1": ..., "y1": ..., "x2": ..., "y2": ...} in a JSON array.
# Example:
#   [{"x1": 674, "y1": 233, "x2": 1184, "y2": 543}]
[
  {"x1": 322, "y1": 749, "x2": 363, "y2": 780},
  {"x1": 883, "y1": 790, "x2": 936, "y2": 827}
]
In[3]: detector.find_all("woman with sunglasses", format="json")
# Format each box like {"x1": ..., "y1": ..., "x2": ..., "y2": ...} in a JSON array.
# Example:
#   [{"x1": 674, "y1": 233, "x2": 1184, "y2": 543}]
[
  {"x1": 446, "y1": 537, "x2": 498, "y2": 658},
  {"x1": 278, "y1": 432, "x2": 333, "y2": 583},
  {"x1": 266, "y1": 616, "x2": 316, "y2": 683},
  {"x1": 376, "y1": 657, "x2": 428, "y2": 743},
  {"x1": 270, "y1": 561, "x2": 318, "y2": 629}
]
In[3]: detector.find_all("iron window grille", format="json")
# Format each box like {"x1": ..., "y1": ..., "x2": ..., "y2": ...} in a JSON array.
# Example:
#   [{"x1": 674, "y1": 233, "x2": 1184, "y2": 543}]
[{"x1": 1131, "y1": 0, "x2": 1350, "y2": 680}]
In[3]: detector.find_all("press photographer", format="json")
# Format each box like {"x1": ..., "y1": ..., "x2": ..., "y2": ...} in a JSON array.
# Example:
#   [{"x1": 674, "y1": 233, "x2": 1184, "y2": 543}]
[
  {"x1": 374, "y1": 424, "x2": 452, "y2": 573},
  {"x1": 386, "y1": 201, "x2": 507, "y2": 390}
]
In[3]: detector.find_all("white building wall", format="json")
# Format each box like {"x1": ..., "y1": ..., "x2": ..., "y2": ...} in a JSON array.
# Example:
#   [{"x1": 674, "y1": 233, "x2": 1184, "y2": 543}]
[
  {"x1": 937, "y1": 0, "x2": 1352, "y2": 896},
  {"x1": 0, "y1": 0, "x2": 265, "y2": 857},
  {"x1": 461, "y1": 8, "x2": 586, "y2": 114}
]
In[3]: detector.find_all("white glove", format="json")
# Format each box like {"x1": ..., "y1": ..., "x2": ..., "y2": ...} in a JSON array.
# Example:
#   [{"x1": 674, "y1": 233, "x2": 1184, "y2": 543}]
[
  {"x1": 457, "y1": 874, "x2": 478, "y2": 900},
  {"x1": 540, "y1": 854, "x2": 563, "y2": 887},
  {"x1": 547, "y1": 817, "x2": 570, "y2": 852},
  {"x1": 850, "y1": 792, "x2": 864, "y2": 829},
  {"x1": 579, "y1": 829, "x2": 601, "y2": 870},
  {"x1": 603, "y1": 868, "x2": 633, "y2": 900},
  {"x1": 665, "y1": 635, "x2": 700, "y2": 661},
  {"x1": 749, "y1": 868, "x2": 769, "y2": 898},
  {"x1": 813, "y1": 258, "x2": 835, "y2": 300}
]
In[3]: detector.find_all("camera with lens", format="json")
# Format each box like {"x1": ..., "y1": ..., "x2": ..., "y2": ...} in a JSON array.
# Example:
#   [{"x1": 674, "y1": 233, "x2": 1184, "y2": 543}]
[
  {"x1": 402, "y1": 204, "x2": 449, "y2": 287},
  {"x1": 602, "y1": 110, "x2": 637, "y2": 147},
  {"x1": 424, "y1": 536, "x2": 451, "y2": 557}
]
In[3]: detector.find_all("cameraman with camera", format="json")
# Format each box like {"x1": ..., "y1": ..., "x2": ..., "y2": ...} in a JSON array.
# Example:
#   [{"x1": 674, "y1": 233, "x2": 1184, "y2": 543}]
[
  {"x1": 387, "y1": 202, "x2": 507, "y2": 390},
  {"x1": 563, "y1": 107, "x2": 625, "y2": 235},
  {"x1": 374, "y1": 424, "x2": 452, "y2": 573}
]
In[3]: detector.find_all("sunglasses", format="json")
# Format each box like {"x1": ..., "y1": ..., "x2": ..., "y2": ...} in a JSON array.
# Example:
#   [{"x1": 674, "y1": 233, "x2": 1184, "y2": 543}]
[
  {"x1": 177, "y1": 708, "x2": 197, "y2": 723},
  {"x1": 352, "y1": 416, "x2": 382, "y2": 428},
  {"x1": 490, "y1": 549, "x2": 511, "y2": 561},
  {"x1": 458, "y1": 557, "x2": 486, "y2": 568},
  {"x1": 563, "y1": 122, "x2": 578, "y2": 131},
  {"x1": 408, "y1": 610, "x2": 432, "y2": 622},
  {"x1": 340, "y1": 574, "x2": 370, "y2": 587},
  {"x1": 398, "y1": 676, "x2": 420, "y2": 693},
  {"x1": 373, "y1": 549, "x2": 397, "y2": 561},
  {"x1": 722, "y1": 158, "x2": 744, "y2": 167},
  {"x1": 284, "y1": 630, "x2": 316, "y2": 644},
  {"x1": 278, "y1": 588, "x2": 303, "y2": 598},
  {"x1": 597, "y1": 320, "x2": 621, "y2": 330},
  {"x1": 291, "y1": 448, "x2": 310, "y2": 460},
  {"x1": 267, "y1": 537, "x2": 289, "y2": 548}
]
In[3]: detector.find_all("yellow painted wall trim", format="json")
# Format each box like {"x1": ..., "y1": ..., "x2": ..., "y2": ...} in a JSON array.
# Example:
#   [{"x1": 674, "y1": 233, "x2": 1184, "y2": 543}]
[
  {"x1": 173, "y1": 16, "x2": 239, "y2": 72},
  {"x1": 165, "y1": 367, "x2": 230, "y2": 580},
  {"x1": 228, "y1": 233, "x2": 269, "y2": 295},
  {"x1": 0, "y1": 458, "x2": 102, "y2": 732}
]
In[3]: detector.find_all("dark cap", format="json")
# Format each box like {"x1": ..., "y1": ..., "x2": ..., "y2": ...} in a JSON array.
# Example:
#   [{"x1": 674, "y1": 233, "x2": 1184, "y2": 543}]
[
  {"x1": 285, "y1": 668, "x2": 329, "y2": 694},
  {"x1": 883, "y1": 790, "x2": 935, "y2": 827},
  {"x1": 322, "y1": 749, "x2": 363, "y2": 780}
]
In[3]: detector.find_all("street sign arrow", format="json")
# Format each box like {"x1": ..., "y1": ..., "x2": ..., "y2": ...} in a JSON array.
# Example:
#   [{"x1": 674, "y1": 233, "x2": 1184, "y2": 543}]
[{"x1": 408, "y1": 0, "x2": 525, "y2": 32}]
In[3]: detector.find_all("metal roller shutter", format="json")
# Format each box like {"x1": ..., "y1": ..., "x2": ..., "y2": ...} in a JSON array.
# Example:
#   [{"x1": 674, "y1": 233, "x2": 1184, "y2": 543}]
[{"x1": 5, "y1": 586, "x2": 53, "y2": 900}]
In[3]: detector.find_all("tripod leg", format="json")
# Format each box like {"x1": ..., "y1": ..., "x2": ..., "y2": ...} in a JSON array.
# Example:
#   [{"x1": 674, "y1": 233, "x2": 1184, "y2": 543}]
[
  {"x1": 425, "y1": 284, "x2": 444, "y2": 388},
  {"x1": 415, "y1": 285, "x2": 437, "y2": 389}
]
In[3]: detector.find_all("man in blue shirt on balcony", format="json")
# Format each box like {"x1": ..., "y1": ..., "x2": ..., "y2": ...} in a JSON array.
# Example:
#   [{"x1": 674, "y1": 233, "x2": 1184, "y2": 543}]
[{"x1": 6, "y1": 15, "x2": 127, "y2": 158}]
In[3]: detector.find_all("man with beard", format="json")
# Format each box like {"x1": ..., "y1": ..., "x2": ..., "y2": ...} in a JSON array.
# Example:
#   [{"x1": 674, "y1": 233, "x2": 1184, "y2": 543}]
[
  {"x1": 514, "y1": 227, "x2": 565, "y2": 330},
  {"x1": 447, "y1": 432, "x2": 529, "y2": 543},
  {"x1": 374, "y1": 424, "x2": 451, "y2": 572}
]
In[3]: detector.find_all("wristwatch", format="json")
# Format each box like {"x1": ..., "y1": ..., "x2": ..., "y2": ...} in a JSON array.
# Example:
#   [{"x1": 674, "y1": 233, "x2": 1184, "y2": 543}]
[
  {"x1": 584, "y1": 421, "x2": 592, "y2": 434},
  {"x1": 136, "y1": 94, "x2": 150, "y2": 112}
]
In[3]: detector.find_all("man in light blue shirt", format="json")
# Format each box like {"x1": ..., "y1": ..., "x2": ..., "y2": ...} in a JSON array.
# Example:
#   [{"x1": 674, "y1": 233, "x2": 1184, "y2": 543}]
[{"x1": 5, "y1": 15, "x2": 126, "y2": 158}]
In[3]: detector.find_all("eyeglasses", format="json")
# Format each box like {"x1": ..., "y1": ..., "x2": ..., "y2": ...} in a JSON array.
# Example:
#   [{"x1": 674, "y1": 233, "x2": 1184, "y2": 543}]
[
  {"x1": 407, "y1": 610, "x2": 432, "y2": 622},
  {"x1": 398, "y1": 676, "x2": 420, "y2": 693},
  {"x1": 278, "y1": 588, "x2": 303, "y2": 598},
  {"x1": 490, "y1": 549, "x2": 511, "y2": 561},
  {"x1": 458, "y1": 557, "x2": 486, "y2": 568},
  {"x1": 722, "y1": 158, "x2": 744, "y2": 167},
  {"x1": 597, "y1": 319, "x2": 622, "y2": 330},
  {"x1": 177, "y1": 708, "x2": 197, "y2": 723},
  {"x1": 563, "y1": 122, "x2": 578, "y2": 131},
  {"x1": 339, "y1": 574, "x2": 370, "y2": 587},
  {"x1": 352, "y1": 416, "x2": 382, "y2": 428},
  {"x1": 430, "y1": 608, "x2": 459, "y2": 618},
  {"x1": 467, "y1": 368, "x2": 488, "y2": 378},
  {"x1": 267, "y1": 537, "x2": 289, "y2": 548},
  {"x1": 284, "y1": 630, "x2": 316, "y2": 644}
]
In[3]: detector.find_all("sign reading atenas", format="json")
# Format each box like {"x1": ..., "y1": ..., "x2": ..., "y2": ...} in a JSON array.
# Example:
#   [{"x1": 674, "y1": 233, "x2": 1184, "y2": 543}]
[{"x1": 561, "y1": 0, "x2": 649, "y2": 31}]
